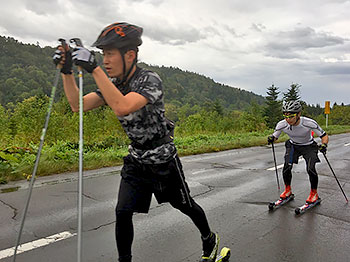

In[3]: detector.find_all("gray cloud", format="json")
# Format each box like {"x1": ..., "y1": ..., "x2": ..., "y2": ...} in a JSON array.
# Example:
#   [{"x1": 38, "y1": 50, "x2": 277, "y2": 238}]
[
  {"x1": 25, "y1": 0, "x2": 61, "y2": 15},
  {"x1": 144, "y1": 23, "x2": 204, "y2": 45},
  {"x1": 251, "y1": 23, "x2": 266, "y2": 32},
  {"x1": 134, "y1": 0, "x2": 165, "y2": 4},
  {"x1": 264, "y1": 27, "x2": 345, "y2": 59},
  {"x1": 0, "y1": 0, "x2": 350, "y2": 105},
  {"x1": 313, "y1": 62, "x2": 350, "y2": 75}
]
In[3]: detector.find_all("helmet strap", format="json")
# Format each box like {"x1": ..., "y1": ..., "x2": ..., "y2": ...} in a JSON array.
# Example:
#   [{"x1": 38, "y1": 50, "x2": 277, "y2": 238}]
[{"x1": 116, "y1": 48, "x2": 137, "y2": 86}]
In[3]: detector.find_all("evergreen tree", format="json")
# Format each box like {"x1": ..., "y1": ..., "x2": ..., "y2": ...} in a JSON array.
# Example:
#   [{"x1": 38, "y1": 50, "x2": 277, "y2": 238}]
[
  {"x1": 283, "y1": 83, "x2": 301, "y2": 102},
  {"x1": 264, "y1": 84, "x2": 282, "y2": 128}
]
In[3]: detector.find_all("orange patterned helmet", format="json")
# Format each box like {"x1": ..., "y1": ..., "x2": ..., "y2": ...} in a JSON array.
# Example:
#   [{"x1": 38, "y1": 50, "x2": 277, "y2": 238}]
[{"x1": 92, "y1": 22, "x2": 143, "y2": 50}]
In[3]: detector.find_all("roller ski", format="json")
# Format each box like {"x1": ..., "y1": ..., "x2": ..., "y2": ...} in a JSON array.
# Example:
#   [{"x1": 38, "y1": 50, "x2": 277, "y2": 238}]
[
  {"x1": 295, "y1": 189, "x2": 321, "y2": 215},
  {"x1": 215, "y1": 247, "x2": 231, "y2": 262},
  {"x1": 268, "y1": 185, "x2": 294, "y2": 210},
  {"x1": 268, "y1": 194, "x2": 294, "y2": 210},
  {"x1": 295, "y1": 198, "x2": 321, "y2": 214}
]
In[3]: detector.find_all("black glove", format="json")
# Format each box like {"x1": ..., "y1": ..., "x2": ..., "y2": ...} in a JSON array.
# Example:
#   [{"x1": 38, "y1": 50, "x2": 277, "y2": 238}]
[
  {"x1": 52, "y1": 48, "x2": 73, "y2": 74},
  {"x1": 319, "y1": 143, "x2": 328, "y2": 154},
  {"x1": 72, "y1": 47, "x2": 97, "y2": 73},
  {"x1": 267, "y1": 135, "x2": 275, "y2": 145}
]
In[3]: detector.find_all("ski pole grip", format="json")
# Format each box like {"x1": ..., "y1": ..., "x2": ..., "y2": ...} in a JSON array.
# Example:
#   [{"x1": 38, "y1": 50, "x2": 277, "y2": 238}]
[
  {"x1": 56, "y1": 38, "x2": 69, "y2": 70},
  {"x1": 70, "y1": 38, "x2": 83, "y2": 47},
  {"x1": 70, "y1": 38, "x2": 84, "y2": 72}
]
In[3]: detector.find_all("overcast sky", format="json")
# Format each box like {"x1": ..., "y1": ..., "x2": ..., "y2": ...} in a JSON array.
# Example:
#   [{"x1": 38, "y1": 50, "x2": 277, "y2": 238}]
[{"x1": 1, "y1": 0, "x2": 350, "y2": 105}]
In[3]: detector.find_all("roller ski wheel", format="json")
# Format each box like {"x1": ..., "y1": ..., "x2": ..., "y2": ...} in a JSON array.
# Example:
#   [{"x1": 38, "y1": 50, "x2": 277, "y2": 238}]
[
  {"x1": 268, "y1": 194, "x2": 295, "y2": 211},
  {"x1": 295, "y1": 197, "x2": 321, "y2": 215},
  {"x1": 215, "y1": 247, "x2": 231, "y2": 262}
]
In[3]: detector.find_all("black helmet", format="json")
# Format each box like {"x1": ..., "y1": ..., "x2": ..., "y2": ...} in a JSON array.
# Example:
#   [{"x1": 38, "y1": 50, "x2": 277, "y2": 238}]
[
  {"x1": 92, "y1": 22, "x2": 143, "y2": 50},
  {"x1": 282, "y1": 100, "x2": 302, "y2": 113}
]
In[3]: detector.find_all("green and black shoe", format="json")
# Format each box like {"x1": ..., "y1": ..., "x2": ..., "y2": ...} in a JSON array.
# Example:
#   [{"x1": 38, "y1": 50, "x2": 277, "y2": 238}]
[{"x1": 200, "y1": 232, "x2": 220, "y2": 262}]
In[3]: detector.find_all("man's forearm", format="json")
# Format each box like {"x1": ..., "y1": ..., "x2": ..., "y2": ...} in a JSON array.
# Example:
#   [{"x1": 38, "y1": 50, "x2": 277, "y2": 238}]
[{"x1": 62, "y1": 73, "x2": 80, "y2": 112}]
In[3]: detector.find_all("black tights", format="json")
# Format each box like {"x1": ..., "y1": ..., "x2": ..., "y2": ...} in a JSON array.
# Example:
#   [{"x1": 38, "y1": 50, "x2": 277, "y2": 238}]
[
  {"x1": 282, "y1": 160, "x2": 318, "y2": 189},
  {"x1": 115, "y1": 197, "x2": 211, "y2": 260},
  {"x1": 169, "y1": 197, "x2": 211, "y2": 237},
  {"x1": 115, "y1": 211, "x2": 133, "y2": 261}
]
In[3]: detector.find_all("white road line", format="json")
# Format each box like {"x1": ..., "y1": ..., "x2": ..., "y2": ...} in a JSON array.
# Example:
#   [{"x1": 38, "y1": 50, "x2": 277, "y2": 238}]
[
  {"x1": 267, "y1": 164, "x2": 284, "y2": 171},
  {"x1": 345, "y1": 143, "x2": 350, "y2": 147},
  {"x1": 266, "y1": 155, "x2": 313, "y2": 171},
  {"x1": 192, "y1": 168, "x2": 217, "y2": 175},
  {"x1": 0, "y1": 231, "x2": 76, "y2": 259}
]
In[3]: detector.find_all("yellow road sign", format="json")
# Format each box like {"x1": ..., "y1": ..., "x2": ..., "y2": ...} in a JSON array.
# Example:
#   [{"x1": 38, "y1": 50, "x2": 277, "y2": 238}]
[{"x1": 325, "y1": 101, "x2": 330, "y2": 114}]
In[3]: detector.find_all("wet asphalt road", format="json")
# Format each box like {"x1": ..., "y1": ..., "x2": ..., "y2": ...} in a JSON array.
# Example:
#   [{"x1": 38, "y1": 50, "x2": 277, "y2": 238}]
[{"x1": 0, "y1": 133, "x2": 349, "y2": 262}]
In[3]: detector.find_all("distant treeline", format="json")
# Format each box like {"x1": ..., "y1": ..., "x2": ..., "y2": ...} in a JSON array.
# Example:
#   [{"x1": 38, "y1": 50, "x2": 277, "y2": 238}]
[{"x1": 0, "y1": 35, "x2": 264, "y2": 110}]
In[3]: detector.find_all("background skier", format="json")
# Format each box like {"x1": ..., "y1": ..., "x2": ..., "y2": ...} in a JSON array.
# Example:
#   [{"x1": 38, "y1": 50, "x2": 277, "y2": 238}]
[{"x1": 267, "y1": 100, "x2": 329, "y2": 203}]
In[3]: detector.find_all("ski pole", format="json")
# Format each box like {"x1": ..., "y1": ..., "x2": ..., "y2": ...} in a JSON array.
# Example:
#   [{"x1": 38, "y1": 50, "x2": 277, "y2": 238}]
[
  {"x1": 12, "y1": 38, "x2": 66, "y2": 261},
  {"x1": 271, "y1": 142, "x2": 280, "y2": 191},
  {"x1": 322, "y1": 152, "x2": 348, "y2": 203},
  {"x1": 70, "y1": 37, "x2": 84, "y2": 262}
]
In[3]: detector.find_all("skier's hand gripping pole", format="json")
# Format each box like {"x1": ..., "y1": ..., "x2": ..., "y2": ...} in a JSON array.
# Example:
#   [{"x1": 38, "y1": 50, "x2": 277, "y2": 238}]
[
  {"x1": 70, "y1": 37, "x2": 84, "y2": 262},
  {"x1": 322, "y1": 151, "x2": 348, "y2": 203},
  {"x1": 71, "y1": 38, "x2": 97, "y2": 73},
  {"x1": 53, "y1": 39, "x2": 73, "y2": 74}
]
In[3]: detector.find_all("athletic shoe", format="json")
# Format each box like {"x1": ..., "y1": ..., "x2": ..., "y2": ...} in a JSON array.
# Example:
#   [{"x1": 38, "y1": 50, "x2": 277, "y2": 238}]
[
  {"x1": 280, "y1": 185, "x2": 292, "y2": 199},
  {"x1": 200, "y1": 232, "x2": 220, "y2": 262},
  {"x1": 306, "y1": 189, "x2": 319, "y2": 203}
]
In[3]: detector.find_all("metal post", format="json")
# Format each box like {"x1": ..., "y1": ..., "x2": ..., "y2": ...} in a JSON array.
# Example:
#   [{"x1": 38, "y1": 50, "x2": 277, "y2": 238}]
[
  {"x1": 12, "y1": 68, "x2": 60, "y2": 262},
  {"x1": 77, "y1": 67, "x2": 84, "y2": 262},
  {"x1": 271, "y1": 142, "x2": 280, "y2": 191},
  {"x1": 322, "y1": 152, "x2": 348, "y2": 203},
  {"x1": 70, "y1": 37, "x2": 84, "y2": 262}
]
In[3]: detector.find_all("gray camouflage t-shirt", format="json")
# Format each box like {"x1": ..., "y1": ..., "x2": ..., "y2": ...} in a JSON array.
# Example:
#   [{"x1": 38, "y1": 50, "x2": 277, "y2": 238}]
[{"x1": 96, "y1": 67, "x2": 176, "y2": 164}]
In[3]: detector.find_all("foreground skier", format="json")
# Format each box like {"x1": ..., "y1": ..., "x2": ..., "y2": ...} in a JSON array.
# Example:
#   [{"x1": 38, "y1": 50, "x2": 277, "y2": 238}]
[
  {"x1": 53, "y1": 22, "x2": 219, "y2": 261},
  {"x1": 267, "y1": 100, "x2": 329, "y2": 206}
]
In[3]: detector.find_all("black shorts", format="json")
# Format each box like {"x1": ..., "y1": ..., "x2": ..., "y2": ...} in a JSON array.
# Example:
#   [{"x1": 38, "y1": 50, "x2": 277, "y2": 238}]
[
  {"x1": 116, "y1": 154, "x2": 192, "y2": 213},
  {"x1": 284, "y1": 140, "x2": 320, "y2": 165}
]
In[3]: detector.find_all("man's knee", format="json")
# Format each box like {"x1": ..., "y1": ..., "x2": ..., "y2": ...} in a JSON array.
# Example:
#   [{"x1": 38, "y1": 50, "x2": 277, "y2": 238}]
[
  {"x1": 282, "y1": 163, "x2": 292, "y2": 175},
  {"x1": 307, "y1": 165, "x2": 318, "y2": 177},
  {"x1": 306, "y1": 158, "x2": 318, "y2": 177},
  {"x1": 116, "y1": 210, "x2": 133, "y2": 224},
  {"x1": 170, "y1": 196, "x2": 195, "y2": 214}
]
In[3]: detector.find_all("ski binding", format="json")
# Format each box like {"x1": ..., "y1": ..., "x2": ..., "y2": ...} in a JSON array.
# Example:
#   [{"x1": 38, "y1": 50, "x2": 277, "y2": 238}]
[
  {"x1": 295, "y1": 198, "x2": 321, "y2": 215},
  {"x1": 268, "y1": 194, "x2": 295, "y2": 211}
]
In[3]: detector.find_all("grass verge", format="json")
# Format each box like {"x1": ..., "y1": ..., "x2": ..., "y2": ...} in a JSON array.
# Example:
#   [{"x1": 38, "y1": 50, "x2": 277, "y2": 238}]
[{"x1": 1, "y1": 125, "x2": 349, "y2": 183}]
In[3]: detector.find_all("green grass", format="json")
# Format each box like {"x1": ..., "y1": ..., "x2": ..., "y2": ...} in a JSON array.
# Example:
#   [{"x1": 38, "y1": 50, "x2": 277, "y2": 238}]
[{"x1": 1, "y1": 125, "x2": 349, "y2": 183}]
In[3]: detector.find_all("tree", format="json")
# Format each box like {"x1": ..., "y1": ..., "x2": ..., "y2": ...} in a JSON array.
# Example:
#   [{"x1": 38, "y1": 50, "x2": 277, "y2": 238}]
[
  {"x1": 330, "y1": 104, "x2": 350, "y2": 125},
  {"x1": 283, "y1": 83, "x2": 301, "y2": 102},
  {"x1": 0, "y1": 105, "x2": 11, "y2": 147},
  {"x1": 264, "y1": 84, "x2": 282, "y2": 128}
]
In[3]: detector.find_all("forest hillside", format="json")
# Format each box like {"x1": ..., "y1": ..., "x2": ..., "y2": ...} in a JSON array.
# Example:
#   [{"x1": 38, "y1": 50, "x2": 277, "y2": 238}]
[{"x1": 0, "y1": 36, "x2": 264, "y2": 109}]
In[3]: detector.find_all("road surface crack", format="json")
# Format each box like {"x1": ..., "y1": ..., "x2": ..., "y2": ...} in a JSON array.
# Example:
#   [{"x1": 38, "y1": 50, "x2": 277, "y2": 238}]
[
  {"x1": 192, "y1": 185, "x2": 214, "y2": 198},
  {"x1": 0, "y1": 199, "x2": 18, "y2": 219},
  {"x1": 239, "y1": 200, "x2": 271, "y2": 206},
  {"x1": 86, "y1": 220, "x2": 115, "y2": 232},
  {"x1": 63, "y1": 190, "x2": 99, "y2": 201}
]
